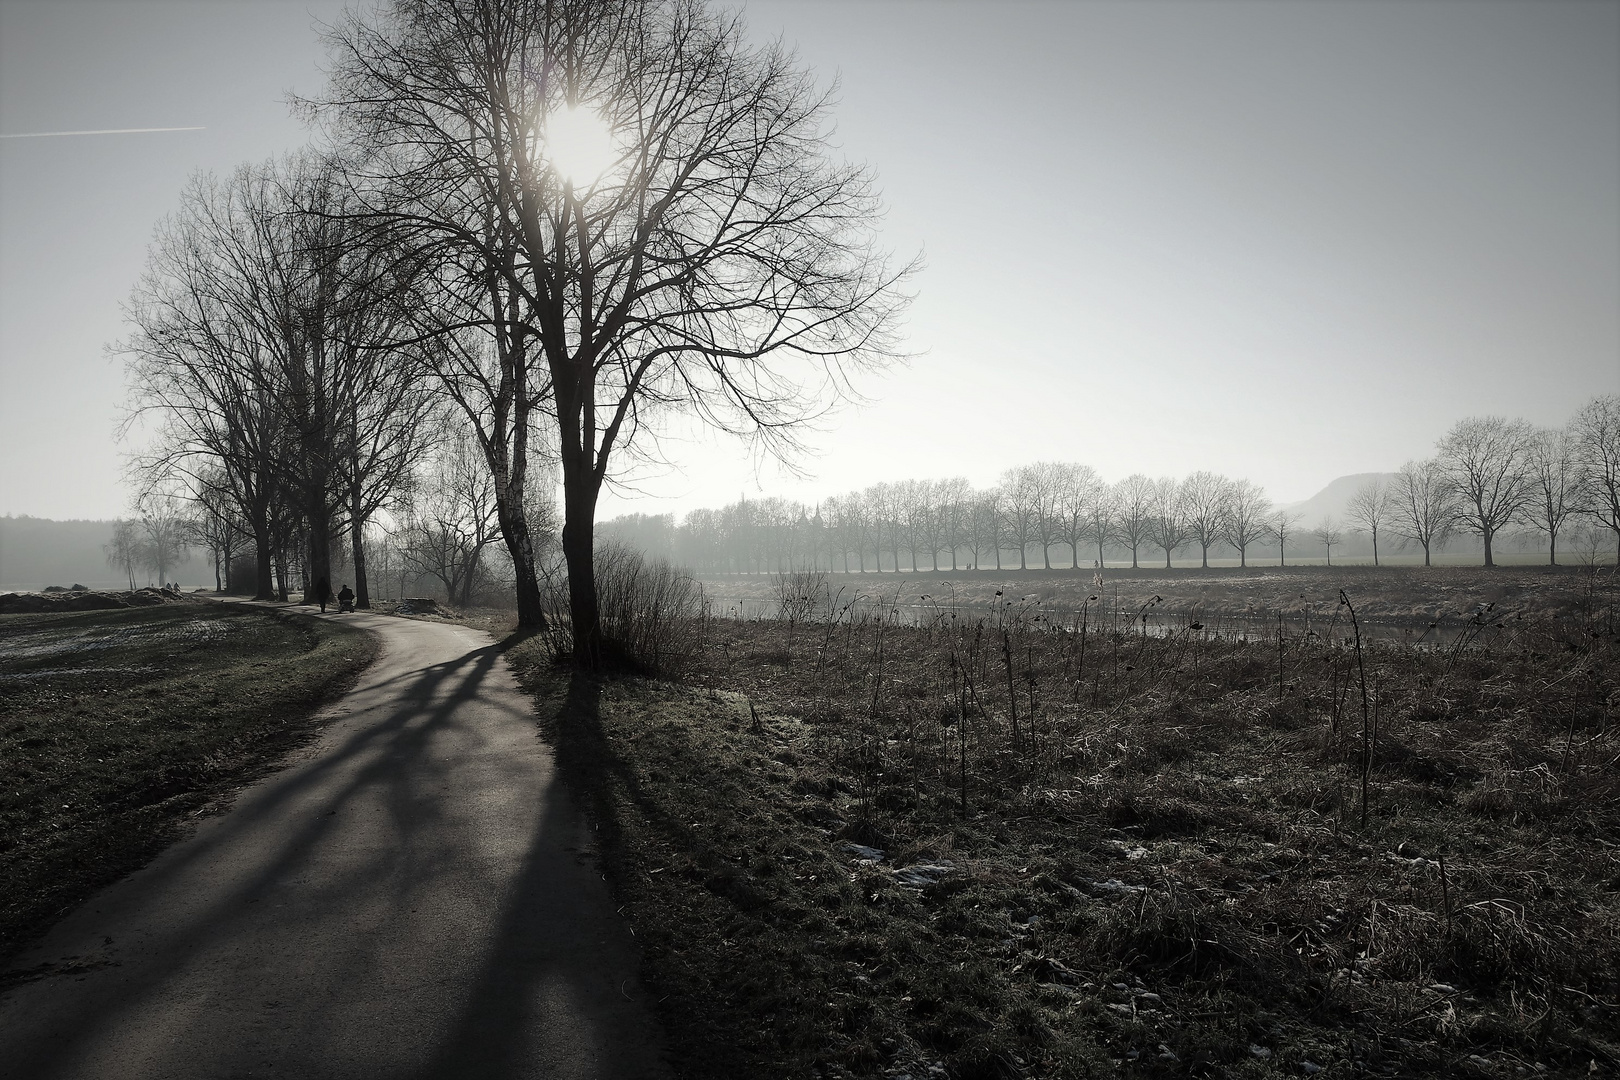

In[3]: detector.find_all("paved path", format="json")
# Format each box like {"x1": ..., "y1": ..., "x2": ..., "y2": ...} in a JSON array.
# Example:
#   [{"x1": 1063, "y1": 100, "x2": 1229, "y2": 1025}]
[{"x1": 0, "y1": 607, "x2": 670, "y2": 1080}]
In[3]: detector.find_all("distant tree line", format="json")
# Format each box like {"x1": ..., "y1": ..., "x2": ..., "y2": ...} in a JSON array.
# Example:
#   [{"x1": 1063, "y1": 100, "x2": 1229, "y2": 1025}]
[{"x1": 601, "y1": 398, "x2": 1620, "y2": 574}]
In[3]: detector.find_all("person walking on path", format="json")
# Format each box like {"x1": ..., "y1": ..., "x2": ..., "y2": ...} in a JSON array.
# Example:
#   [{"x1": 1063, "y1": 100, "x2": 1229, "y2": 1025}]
[{"x1": 314, "y1": 575, "x2": 331, "y2": 613}]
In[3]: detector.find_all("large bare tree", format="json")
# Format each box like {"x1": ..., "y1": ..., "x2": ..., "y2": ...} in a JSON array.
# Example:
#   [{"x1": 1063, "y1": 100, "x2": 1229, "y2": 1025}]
[
  {"x1": 1148, "y1": 476, "x2": 1190, "y2": 569},
  {"x1": 1113, "y1": 474, "x2": 1155, "y2": 569},
  {"x1": 310, "y1": 0, "x2": 909, "y2": 663},
  {"x1": 1220, "y1": 478, "x2": 1269, "y2": 568},
  {"x1": 1573, "y1": 395, "x2": 1620, "y2": 561},
  {"x1": 1525, "y1": 427, "x2": 1578, "y2": 565},
  {"x1": 1344, "y1": 476, "x2": 1392, "y2": 567},
  {"x1": 1180, "y1": 470, "x2": 1229, "y2": 568},
  {"x1": 1000, "y1": 468, "x2": 1041, "y2": 571},
  {"x1": 124, "y1": 160, "x2": 430, "y2": 605},
  {"x1": 1435, "y1": 416, "x2": 1535, "y2": 568},
  {"x1": 1269, "y1": 509, "x2": 1303, "y2": 567},
  {"x1": 1391, "y1": 457, "x2": 1455, "y2": 566}
]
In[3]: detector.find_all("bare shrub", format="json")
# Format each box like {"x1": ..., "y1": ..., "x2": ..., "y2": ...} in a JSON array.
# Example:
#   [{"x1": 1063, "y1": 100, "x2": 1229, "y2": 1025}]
[
  {"x1": 552, "y1": 541, "x2": 705, "y2": 675},
  {"x1": 773, "y1": 567, "x2": 830, "y2": 622}
]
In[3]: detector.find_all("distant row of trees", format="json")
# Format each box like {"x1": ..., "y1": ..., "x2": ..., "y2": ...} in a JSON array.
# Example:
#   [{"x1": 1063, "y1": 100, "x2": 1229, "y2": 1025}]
[{"x1": 602, "y1": 398, "x2": 1620, "y2": 574}]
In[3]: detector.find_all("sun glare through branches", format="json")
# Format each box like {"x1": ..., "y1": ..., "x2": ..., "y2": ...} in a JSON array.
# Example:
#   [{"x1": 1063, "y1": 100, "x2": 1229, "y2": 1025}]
[{"x1": 542, "y1": 105, "x2": 617, "y2": 187}]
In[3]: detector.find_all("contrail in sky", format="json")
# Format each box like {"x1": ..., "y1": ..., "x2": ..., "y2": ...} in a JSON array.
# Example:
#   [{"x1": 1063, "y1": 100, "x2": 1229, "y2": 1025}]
[{"x1": 0, "y1": 126, "x2": 205, "y2": 139}]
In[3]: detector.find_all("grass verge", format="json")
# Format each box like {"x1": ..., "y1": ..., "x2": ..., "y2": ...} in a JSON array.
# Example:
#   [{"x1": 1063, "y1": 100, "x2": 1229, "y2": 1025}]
[
  {"x1": 0, "y1": 599, "x2": 377, "y2": 963},
  {"x1": 505, "y1": 589, "x2": 1618, "y2": 1080}
]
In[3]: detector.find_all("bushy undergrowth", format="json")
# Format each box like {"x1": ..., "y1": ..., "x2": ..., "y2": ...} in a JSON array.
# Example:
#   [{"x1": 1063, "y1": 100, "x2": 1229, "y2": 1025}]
[
  {"x1": 539, "y1": 542, "x2": 708, "y2": 674},
  {"x1": 509, "y1": 571, "x2": 1619, "y2": 1078}
]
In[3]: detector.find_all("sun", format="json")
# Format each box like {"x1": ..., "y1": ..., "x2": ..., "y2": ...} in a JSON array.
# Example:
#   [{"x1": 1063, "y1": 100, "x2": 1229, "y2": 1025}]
[{"x1": 543, "y1": 105, "x2": 617, "y2": 187}]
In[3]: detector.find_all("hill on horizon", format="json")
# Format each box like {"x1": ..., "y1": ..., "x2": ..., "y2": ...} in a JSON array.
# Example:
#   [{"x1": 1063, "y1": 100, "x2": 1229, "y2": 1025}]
[{"x1": 1276, "y1": 472, "x2": 1399, "y2": 528}]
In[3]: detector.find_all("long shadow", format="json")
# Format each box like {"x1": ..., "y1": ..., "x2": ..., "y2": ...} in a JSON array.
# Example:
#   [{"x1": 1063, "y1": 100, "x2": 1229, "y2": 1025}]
[
  {"x1": 2, "y1": 629, "x2": 510, "y2": 1077},
  {"x1": 420, "y1": 667, "x2": 669, "y2": 1079},
  {"x1": 538, "y1": 671, "x2": 725, "y2": 888}
]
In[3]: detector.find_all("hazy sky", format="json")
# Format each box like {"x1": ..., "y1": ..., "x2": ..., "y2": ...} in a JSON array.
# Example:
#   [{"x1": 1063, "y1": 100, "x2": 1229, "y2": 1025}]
[{"x1": 2, "y1": 0, "x2": 1616, "y2": 522}]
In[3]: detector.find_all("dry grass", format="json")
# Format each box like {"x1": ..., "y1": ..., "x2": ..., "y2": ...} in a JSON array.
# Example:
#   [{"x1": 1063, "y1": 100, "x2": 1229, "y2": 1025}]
[
  {"x1": 507, "y1": 565, "x2": 1618, "y2": 1079},
  {"x1": 0, "y1": 600, "x2": 377, "y2": 964}
]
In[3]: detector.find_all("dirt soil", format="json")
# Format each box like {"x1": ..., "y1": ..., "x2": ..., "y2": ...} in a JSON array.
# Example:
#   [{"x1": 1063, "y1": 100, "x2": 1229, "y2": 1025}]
[
  {"x1": 0, "y1": 587, "x2": 198, "y2": 615},
  {"x1": 504, "y1": 567, "x2": 1619, "y2": 1080}
]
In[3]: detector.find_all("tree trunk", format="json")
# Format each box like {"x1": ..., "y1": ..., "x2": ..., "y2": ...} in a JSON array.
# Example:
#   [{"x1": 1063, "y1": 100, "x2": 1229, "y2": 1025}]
[
  {"x1": 499, "y1": 505, "x2": 548, "y2": 628},
  {"x1": 253, "y1": 522, "x2": 275, "y2": 601},
  {"x1": 1483, "y1": 525, "x2": 1495, "y2": 568},
  {"x1": 274, "y1": 546, "x2": 289, "y2": 602},
  {"x1": 305, "y1": 503, "x2": 332, "y2": 609},
  {"x1": 348, "y1": 494, "x2": 370, "y2": 610},
  {"x1": 1201, "y1": 542, "x2": 1209, "y2": 569},
  {"x1": 561, "y1": 508, "x2": 600, "y2": 667},
  {"x1": 1371, "y1": 528, "x2": 1380, "y2": 567}
]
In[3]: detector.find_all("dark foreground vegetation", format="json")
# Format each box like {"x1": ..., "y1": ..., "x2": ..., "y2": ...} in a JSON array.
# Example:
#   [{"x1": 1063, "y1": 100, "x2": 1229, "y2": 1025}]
[
  {"x1": 506, "y1": 564, "x2": 1619, "y2": 1079},
  {"x1": 0, "y1": 599, "x2": 375, "y2": 966}
]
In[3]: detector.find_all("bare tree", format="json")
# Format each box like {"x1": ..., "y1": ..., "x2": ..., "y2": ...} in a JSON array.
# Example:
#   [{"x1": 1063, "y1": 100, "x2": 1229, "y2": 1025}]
[
  {"x1": 916, "y1": 480, "x2": 952, "y2": 572},
  {"x1": 1147, "y1": 476, "x2": 1190, "y2": 569},
  {"x1": 1001, "y1": 467, "x2": 1040, "y2": 571},
  {"x1": 1269, "y1": 509, "x2": 1303, "y2": 567},
  {"x1": 1435, "y1": 415, "x2": 1535, "y2": 568},
  {"x1": 1080, "y1": 477, "x2": 1119, "y2": 569},
  {"x1": 104, "y1": 520, "x2": 142, "y2": 591},
  {"x1": 935, "y1": 477, "x2": 972, "y2": 571},
  {"x1": 399, "y1": 434, "x2": 511, "y2": 607},
  {"x1": 1391, "y1": 457, "x2": 1455, "y2": 566},
  {"x1": 1055, "y1": 463, "x2": 1106, "y2": 569},
  {"x1": 137, "y1": 497, "x2": 192, "y2": 586},
  {"x1": 1572, "y1": 394, "x2": 1620, "y2": 562},
  {"x1": 1113, "y1": 474, "x2": 1155, "y2": 569},
  {"x1": 310, "y1": 0, "x2": 910, "y2": 664},
  {"x1": 971, "y1": 488, "x2": 1004, "y2": 571},
  {"x1": 186, "y1": 468, "x2": 247, "y2": 592},
  {"x1": 900, "y1": 479, "x2": 934, "y2": 571},
  {"x1": 1180, "y1": 470, "x2": 1229, "y2": 568},
  {"x1": 869, "y1": 482, "x2": 906, "y2": 573},
  {"x1": 1312, "y1": 516, "x2": 1343, "y2": 566},
  {"x1": 1027, "y1": 462, "x2": 1065, "y2": 570},
  {"x1": 122, "y1": 169, "x2": 290, "y2": 600},
  {"x1": 1221, "y1": 478, "x2": 1270, "y2": 568},
  {"x1": 1344, "y1": 477, "x2": 1392, "y2": 567},
  {"x1": 1525, "y1": 427, "x2": 1579, "y2": 565}
]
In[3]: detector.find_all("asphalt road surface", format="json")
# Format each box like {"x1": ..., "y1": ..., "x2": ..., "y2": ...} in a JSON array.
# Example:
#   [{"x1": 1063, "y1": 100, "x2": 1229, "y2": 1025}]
[{"x1": 0, "y1": 606, "x2": 671, "y2": 1080}]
